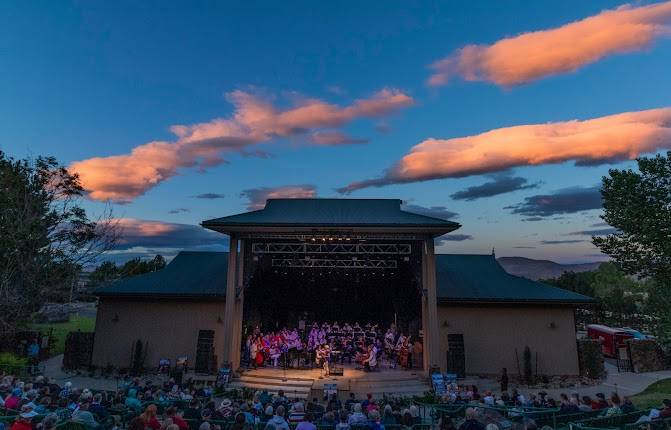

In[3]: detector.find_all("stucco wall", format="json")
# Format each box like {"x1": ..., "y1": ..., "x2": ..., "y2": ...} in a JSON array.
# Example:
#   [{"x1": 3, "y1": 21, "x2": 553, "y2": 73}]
[
  {"x1": 436, "y1": 305, "x2": 579, "y2": 376},
  {"x1": 92, "y1": 298, "x2": 226, "y2": 369}
]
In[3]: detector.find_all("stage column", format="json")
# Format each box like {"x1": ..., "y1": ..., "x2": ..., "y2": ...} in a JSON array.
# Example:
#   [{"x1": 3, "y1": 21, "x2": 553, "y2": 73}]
[
  {"x1": 423, "y1": 238, "x2": 441, "y2": 372},
  {"x1": 231, "y1": 239, "x2": 245, "y2": 371},
  {"x1": 221, "y1": 235, "x2": 238, "y2": 366}
]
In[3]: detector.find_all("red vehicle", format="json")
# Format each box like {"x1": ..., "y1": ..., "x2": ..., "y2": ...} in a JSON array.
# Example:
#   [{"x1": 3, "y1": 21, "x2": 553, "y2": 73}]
[{"x1": 587, "y1": 324, "x2": 634, "y2": 358}]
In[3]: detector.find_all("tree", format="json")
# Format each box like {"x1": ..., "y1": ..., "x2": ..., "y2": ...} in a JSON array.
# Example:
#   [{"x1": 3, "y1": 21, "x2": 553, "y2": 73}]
[
  {"x1": 0, "y1": 151, "x2": 117, "y2": 330},
  {"x1": 593, "y1": 151, "x2": 671, "y2": 344},
  {"x1": 593, "y1": 151, "x2": 671, "y2": 286},
  {"x1": 88, "y1": 255, "x2": 167, "y2": 289}
]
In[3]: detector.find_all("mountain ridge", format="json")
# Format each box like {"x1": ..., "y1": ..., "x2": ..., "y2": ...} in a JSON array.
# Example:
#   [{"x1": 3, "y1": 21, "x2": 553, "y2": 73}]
[{"x1": 497, "y1": 256, "x2": 602, "y2": 280}]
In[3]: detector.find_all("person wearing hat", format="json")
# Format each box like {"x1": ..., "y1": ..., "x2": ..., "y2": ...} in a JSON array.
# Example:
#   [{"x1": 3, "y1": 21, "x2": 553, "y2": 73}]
[{"x1": 11, "y1": 406, "x2": 38, "y2": 430}]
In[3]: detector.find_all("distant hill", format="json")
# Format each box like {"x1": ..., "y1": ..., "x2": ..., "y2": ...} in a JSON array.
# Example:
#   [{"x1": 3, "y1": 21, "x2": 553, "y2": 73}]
[{"x1": 497, "y1": 256, "x2": 602, "y2": 280}]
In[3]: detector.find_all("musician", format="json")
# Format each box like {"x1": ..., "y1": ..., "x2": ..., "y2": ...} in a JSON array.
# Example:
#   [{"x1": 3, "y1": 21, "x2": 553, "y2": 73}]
[
  {"x1": 398, "y1": 335, "x2": 411, "y2": 370},
  {"x1": 363, "y1": 343, "x2": 378, "y2": 371},
  {"x1": 316, "y1": 344, "x2": 331, "y2": 376}
]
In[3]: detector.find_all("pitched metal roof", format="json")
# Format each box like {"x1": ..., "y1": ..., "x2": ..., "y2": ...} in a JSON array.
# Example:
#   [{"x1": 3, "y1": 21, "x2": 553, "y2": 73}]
[
  {"x1": 202, "y1": 199, "x2": 460, "y2": 234},
  {"x1": 95, "y1": 251, "x2": 228, "y2": 299},
  {"x1": 97, "y1": 251, "x2": 592, "y2": 305},
  {"x1": 436, "y1": 254, "x2": 593, "y2": 304}
]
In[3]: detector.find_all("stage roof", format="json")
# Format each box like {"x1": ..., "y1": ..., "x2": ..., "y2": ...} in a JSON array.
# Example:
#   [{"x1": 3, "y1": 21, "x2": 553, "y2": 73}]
[
  {"x1": 202, "y1": 198, "x2": 460, "y2": 236},
  {"x1": 436, "y1": 254, "x2": 593, "y2": 305},
  {"x1": 97, "y1": 251, "x2": 592, "y2": 305}
]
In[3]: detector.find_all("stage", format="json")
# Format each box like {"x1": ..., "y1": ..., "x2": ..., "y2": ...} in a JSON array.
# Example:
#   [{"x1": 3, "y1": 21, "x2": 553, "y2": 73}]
[{"x1": 227, "y1": 363, "x2": 430, "y2": 400}]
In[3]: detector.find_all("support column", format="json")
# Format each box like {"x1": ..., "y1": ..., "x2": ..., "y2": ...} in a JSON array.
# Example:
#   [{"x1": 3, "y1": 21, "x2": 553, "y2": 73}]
[
  {"x1": 230, "y1": 239, "x2": 245, "y2": 371},
  {"x1": 421, "y1": 239, "x2": 430, "y2": 371},
  {"x1": 221, "y1": 235, "x2": 238, "y2": 366},
  {"x1": 423, "y1": 238, "x2": 441, "y2": 372}
]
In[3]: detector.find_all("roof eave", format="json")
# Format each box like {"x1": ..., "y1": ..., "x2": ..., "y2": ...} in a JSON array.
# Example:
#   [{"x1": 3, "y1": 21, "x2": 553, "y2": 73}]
[{"x1": 437, "y1": 298, "x2": 595, "y2": 306}]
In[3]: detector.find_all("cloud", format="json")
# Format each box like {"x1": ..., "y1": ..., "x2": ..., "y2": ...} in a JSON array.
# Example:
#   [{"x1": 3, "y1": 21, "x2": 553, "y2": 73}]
[
  {"x1": 340, "y1": 108, "x2": 671, "y2": 193},
  {"x1": 508, "y1": 186, "x2": 602, "y2": 217},
  {"x1": 435, "y1": 234, "x2": 474, "y2": 245},
  {"x1": 70, "y1": 88, "x2": 413, "y2": 203},
  {"x1": 114, "y1": 218, "x2": 226, "y2": 250},
  {"x1": 540, "y1": 239, "x2": 587, "y2": 245},
  {"x1": 401, "y1": 204, "x2": 458, "y2": 220},
  {"x1": 428, "y1": 1, "x2": 671, "y2": 87},
  {"x1": 450, "y1": 174, "x2": 540, "y2": 201},
  {"x1": 241, "y1": 184, "x2": 317, "y2": 210},
  {"x1": 168, "y1": 208, "x2": 190, "y2": 214},
  {"x1": 522, "y1": 217, "x2": 544, "y2": 222},
  {"x1": 309, "y1": 131, "x2": 368, "y2": 145},
  {"x1": 192, "y1": 193, "x2": 226, "y2": 199},
  {"x1": 567, "y1": 227, "x2": 619, "y2": 236}
]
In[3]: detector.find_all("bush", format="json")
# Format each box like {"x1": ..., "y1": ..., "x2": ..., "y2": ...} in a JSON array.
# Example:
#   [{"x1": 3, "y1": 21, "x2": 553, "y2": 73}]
[{"x1": 0, "y1": 352, "x2": 28, "y2": 368}]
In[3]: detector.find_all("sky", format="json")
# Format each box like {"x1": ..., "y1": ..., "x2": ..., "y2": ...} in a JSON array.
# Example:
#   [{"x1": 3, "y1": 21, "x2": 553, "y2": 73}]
[{"x1": 2, "y1": 0, "x2": 671, "y2": 264}]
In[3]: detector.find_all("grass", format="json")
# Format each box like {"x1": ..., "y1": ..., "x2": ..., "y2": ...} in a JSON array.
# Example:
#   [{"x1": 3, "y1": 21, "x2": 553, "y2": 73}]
[
  {"x1": 30, "y1": 314, "x2": 96, "y2": 356},
  {"x1": 630, "y1": 378, "x2": 671, "y2": 409}
]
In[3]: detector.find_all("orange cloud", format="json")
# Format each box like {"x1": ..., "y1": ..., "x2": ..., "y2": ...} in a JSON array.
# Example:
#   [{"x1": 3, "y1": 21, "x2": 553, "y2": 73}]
[
  {"x1": 428, "y1": 1, "x2": 671, "y2": 87},
  {"x1": 341, "y1": 107, "x2": 671, "y2": 193},
  {"x1": 240, "y1": 185, "x2": 317, "y2": 210},
  {"x1": 70, "y1": 89, "x2": 413, "y2": 203}
]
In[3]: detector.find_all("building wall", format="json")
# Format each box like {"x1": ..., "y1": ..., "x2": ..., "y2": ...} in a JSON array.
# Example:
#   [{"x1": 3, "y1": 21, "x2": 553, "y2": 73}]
[
  {"x1": 436, "y1": 305, "x2": 579, "y2": 376},
  {"x1": 92, "y1": 298, "x2": 226, "y2": 369}
]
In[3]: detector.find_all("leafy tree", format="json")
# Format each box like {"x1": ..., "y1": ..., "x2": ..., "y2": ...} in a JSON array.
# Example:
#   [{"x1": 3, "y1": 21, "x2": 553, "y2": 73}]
[
  {"x1": 593, "y1": 151, "x2": 671, "y2": 344},
  {"x1": 88, "y1": 255, "x2": 166, "y2": 289},
  {"x1": 593, "y1": 151, "x2": 671, "y2": 287},
  {"x1": 0, "y1": 151, "x2": 117, "y2": 330}
]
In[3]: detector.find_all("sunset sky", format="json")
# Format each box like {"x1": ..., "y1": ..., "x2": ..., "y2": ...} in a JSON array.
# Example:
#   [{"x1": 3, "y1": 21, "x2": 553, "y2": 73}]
[{"x1": 2, "y1": 0, "x2": 671, "y2": 263}]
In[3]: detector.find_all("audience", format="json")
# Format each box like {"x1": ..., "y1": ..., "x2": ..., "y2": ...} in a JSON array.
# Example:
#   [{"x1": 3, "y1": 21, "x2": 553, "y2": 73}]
[{"x1": 1, "y1": 369, "x2": 667, "y2": 430}]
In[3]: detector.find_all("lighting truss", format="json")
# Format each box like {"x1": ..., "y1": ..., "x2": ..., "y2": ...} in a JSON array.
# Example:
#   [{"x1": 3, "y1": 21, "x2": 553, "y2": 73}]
[
  {"x1": 271, "y1": 258, "x2": 398, "y2": 269},
  {"x1": 252, "y1": 242, "x2": 411, "y2": 255}
]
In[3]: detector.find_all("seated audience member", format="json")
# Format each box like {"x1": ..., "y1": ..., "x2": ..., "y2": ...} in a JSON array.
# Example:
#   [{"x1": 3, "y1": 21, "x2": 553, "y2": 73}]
[
  {"x1": 72, "y1": 402, "x2": 101, "y2": 429},
  {"x1": 289, "y1": 402, "x2": 306, "y2": 424},
  {"x1": 320, "y1": 411, "x2": 337, "y2": 429},
  {"x1": 368, "y1": 410, "x2": 384, "y2": 430},
  {"x1": 336, "y1": 411, "x2": 350, "y2": 430},
  {"x1": 348, "y1": 404, "x2": 368, "y2": 426},
  {"x1": 661, "y1": 399, "x2": 671, "y2": 418},
  {"x1": 620, "y1": 397, "x2": 636, "y2": 414},
  {"x1": 458, "y1": 408, "x2": 485, "y2": 430},
  {"x1": 139, "y1": 404, "x2": 161, "y2": 430},
  {"x1": 11, "y1": 407, "x2": 38, "y2": 430},
  {"x1": 265, "y1": 405, "x2": 290, "y2": 430},
  {"x1": 345, "y1": 393, "x2": 358, "y2": 411},
  {"x1": 592, "y1": 393, "x2": 609, "y2": 410},
  {"x1": 605, "y1": 393, "x2": 622, "y2": 417},
  {"x1": 166, "y1": 406, "x2": 189, "y2": 430},
  {"x1": 296, "y1": 413, "x2": 317, "y2": 430},
  {"x1": 381, "y1": 405, "x2": 396, "y2": 426}
]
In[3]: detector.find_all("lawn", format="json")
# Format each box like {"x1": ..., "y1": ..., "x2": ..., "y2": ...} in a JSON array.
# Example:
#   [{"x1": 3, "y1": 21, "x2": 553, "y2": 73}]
[
  {"x1": 30, "y1": 314, "x2": 96, "y2": 356},
  {"x1": 630, "y1": 378, "x2": 671, "y2": 409}
]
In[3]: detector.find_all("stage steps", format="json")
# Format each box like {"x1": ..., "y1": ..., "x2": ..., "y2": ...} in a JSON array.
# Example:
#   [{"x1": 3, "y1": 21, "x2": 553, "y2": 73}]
[
  {"x1": 227, "y1": 370, "x2": 315, "y2": 400},
  {"x1": 229, "y1": 367, "x2": 430, "y2": 401}
]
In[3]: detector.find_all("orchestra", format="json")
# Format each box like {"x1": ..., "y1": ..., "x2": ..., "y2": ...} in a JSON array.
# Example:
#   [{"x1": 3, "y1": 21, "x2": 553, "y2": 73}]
[{"x1": 243, "y1": 321, "x2": 418, "y2": 372}]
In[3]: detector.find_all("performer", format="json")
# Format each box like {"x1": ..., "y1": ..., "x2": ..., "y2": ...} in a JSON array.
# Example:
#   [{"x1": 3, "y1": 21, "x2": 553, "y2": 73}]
[
  {"x1": 316, "y1": 344, "x2": 331, "y2": 376},
  {"x1": 363, "y1": 343, "x2": 378, "y2": 371},
  {"x1": 398, "y1": 335, "x2": 411, "y2": 369}
]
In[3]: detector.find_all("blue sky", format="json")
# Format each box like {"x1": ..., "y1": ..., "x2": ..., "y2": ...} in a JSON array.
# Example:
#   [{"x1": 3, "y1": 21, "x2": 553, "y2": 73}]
[{"x1": 2, "y1": 0, "x2": 670, "y2": 263}]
